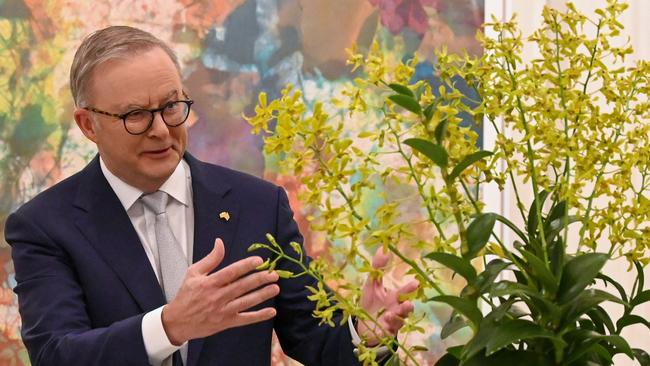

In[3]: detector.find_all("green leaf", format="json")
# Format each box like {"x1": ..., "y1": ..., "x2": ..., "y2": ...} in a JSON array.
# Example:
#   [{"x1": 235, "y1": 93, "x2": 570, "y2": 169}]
[
  {"x1": 465, "y1": 213, "x2": 496, "y2": 259},
  {"x1": 385, "y1": 354, "x2": 400, "y2": 366},
  {"x1": 388, "y1": 83, "x2": 414, "y2": 97},
  {"x1": 546, "y1": 200, "x2": 567, "y2": 225},
  {"x1": 597, "y1": 273, "x2": 628, "y2": 303},
  {"x1": 527, "y1": 190, "x2": 549, "y2": 239},
  {"x1": 564, "y1": 330, "x2": 635, "y2": 363},
  {"x1": 524, "y1": 293, "x2": 562, "y2": 321},
  {"x1": 447, "y1": 150, "x2": 493, "y2": 183},
  {"x1": 631, "y1": 289, "x2": 650, "y2": 307},
  {"x1": 462, "y1": 349, "x2": 548, "y2": 366},
  {"x1": 389, "y1": 94, "x2": 422, "y2": 114},
  {"x1": 485, "y1": 319, "x2": 563, "y2": 356},
  {"x1": 586, "y1": 306, "x2": 616, "y2": 334},
  {"x1": 490, "y1": 280, "x2": 538, "y2": 298},
  {"x1": 434, "y1": 118, "x2": 448, "y2": 144},
  {"x1": 435, "y1": 353, "x2": 460, "y2": 366},
  {"x1": 518, "y1": 248, "x2": 558, "y2": 294},
  {"x1": 633, "y1": 348, "x2": 650, "y2": 366},
  {"x1": 458, "y1": 298, "x2": 523, "y2": 361},
  {"x1": 441, "y1": 313, "x2": 468, "y2": 339},
  {"x1": 593, "y1": 343, "x2": 615, "y2": 364},
  {"x1": 446, "y1": 345, "x2": 463, "y2": 359},
  {"x1": 484, "y1": 297, "x2": 518, "y2": 323},
  {"x1": 493, "y1": 214, "x2": 529, "y2": 244},
  {"x1": 548, "y1": 238, "x2": 566, "y2": 277},
  {"x1": 461, "y1": 321, "x2": 496, "y2": 360},
  {"x1": 616, "y1": 314, "x2": 650, "y2": 331},
  {"x1": 425, "y1": 252, "x2": 477, "y2": 281},
  {"x1": 584, "y1": 309, "x2": 606, "y2": 334},
  {"x1": 424, "y1": 103, "x2": 435, "y2": 123},
  {"x1": 403, "y1": 138, "x2": 448, "y2": 167},
  {"x1": 561, "y1": 289, "x2": 625, "y2": 328},
  {"x1": 430, "y1": 295, "x2": 482, "y2": 328},
  {"x1": 545, "y1": 215, "x2": 580, "y2": 243},
  {"x1": 474, "y1": 259, "x2": 509, "y2": 295},
  {"x1": 634, "y1": 261, "x2": 645, "y2": 299},
  {"x1": 558, "y1": 253, "x2": 609, "y2": 304}
]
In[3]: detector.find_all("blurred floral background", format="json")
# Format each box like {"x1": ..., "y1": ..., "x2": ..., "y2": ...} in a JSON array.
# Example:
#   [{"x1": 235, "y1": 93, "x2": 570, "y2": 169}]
[{"x1": 0, "y1": 0, "x2": 483, "y2": 364}]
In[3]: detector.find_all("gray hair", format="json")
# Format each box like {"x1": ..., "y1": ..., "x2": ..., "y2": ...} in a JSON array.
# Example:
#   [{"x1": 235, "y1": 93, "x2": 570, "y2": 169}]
[{"x1": 70, "y1": 25, "x2": 181, "y2": 107}]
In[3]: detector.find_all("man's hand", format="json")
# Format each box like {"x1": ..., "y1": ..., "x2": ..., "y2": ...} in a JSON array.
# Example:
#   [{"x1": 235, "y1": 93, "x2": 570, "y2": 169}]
[
  {"x1": 356, "y1": 246, "x2": 419, "y2": 346},
  {"x1": 161, "y1": 238, "x2": 280, "y2": 345}
]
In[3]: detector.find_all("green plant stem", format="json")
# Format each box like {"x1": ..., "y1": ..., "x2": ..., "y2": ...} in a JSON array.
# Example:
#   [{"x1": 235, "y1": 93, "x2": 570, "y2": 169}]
[
  {"x1": 310, "y1": 145, "x2": 443, "y2": 294},
  {"x1": 441, "y1": 168, "x2": 468, "y2": 254},
  {"x1": 459, "y1": 179, "x2": 481, "y2": 214},
  {"x1": 262, "y1": 243, "x2": 423, "y2": 366},
  {"x1": 486, "y1": 116, "x2": 529, "y2": 226},
  {"x1": 551, "y1": 14, "x2": 574, "y2": 252},
  {"x1": 388, "y1": 123, "x2": 448, "y2": 241},
  {"x1": 501, "y1": 32, "x2": 550, "y2": 267}
]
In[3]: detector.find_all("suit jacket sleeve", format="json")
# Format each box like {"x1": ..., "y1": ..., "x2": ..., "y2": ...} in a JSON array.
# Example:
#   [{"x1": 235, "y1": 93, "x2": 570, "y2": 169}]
[
  {"x1": 270, "y1": 187, "x2": 361, "y2": 366},
  {"x1": 5, "y1": 211, "x2": 150, "y2": 366}
]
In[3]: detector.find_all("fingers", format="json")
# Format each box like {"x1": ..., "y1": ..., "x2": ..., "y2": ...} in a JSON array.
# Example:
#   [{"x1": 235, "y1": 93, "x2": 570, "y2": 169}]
[
  {"x1": 372, "y1": 246, "x2": 392, "y2": 270},
  {"x1": 385, "y1": 301, "x2": 414, "y2": 336},
  {"x1": 225, "y1": 283, "x2": 280, "y2": 314},
  {"x1": 208, "y1": 255, "x2": 265, "y2": 287},
  {"x1": 222, "y1": 270, "x2": 279, "y2": 303},
  {"x1": 192, "y1": 238, "x2": 226, "y2": 275},
  {"x1": 233, "y1": 307, "x2": 278, "y2": 328},
  {"x1": 395, "y1": 300, "x2": 414, "y2": 318},
  {"x1": 380, "y1": 309, "x2": 407, "y2": 335},
  {"x1": 396, "y1": 280, "x2": 419, "y2": 298}
]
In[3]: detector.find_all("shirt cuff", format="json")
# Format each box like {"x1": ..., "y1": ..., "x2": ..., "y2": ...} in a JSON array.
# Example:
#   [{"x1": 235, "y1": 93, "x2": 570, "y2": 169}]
[
  {"x1": 142, "y1": 305, "x2": 185, "y2": 366},
  {"x1": 348, "y1": 315, "x2": 391, "y2": 361}
]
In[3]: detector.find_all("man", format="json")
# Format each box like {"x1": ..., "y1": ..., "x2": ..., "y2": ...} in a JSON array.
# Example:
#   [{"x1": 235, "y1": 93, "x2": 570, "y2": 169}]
[{"x1": 5, "y1": 26, "x2": 417, "y2": 366}]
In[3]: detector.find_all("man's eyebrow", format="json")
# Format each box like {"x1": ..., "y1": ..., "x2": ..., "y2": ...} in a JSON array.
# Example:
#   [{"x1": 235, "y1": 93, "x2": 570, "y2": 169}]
[
  {"x1": 161, "y1": 90, "x2": 180, "y2": 102},
  {"x1": 121, "y1": 90, "x2": 180, "y2": 110}
]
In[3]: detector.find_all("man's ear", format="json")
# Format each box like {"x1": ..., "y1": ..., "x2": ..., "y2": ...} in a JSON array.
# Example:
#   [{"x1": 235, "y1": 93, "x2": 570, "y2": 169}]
[{"x1": 74, "y1": 108, "x2": 98, "y2": 143}]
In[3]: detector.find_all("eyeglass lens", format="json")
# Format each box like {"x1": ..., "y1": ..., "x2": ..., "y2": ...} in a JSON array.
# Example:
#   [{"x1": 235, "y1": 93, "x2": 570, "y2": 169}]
[{"x1": 124, "y1": 101, "x2": 190, "y2": 134}]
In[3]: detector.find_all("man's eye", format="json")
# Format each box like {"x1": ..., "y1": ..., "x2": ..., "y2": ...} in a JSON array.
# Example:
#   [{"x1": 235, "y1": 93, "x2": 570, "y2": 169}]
[
  {"x1": 125, "y1": 110, "x2": 149, "y2": 121},
  {"x1": 165, "y1": 102, "x2": 180, "y2": 111}
]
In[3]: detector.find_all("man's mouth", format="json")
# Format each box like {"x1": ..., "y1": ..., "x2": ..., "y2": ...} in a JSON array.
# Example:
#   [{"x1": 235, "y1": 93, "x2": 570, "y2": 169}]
[{"x1": 143, "y1": 146, "x2": 172, "y2": 155}]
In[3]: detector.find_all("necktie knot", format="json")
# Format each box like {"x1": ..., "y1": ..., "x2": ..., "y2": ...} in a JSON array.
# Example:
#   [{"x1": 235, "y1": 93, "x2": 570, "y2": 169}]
[{"x1": 141, "y1": 191, "x2": 169, "y2": 215}]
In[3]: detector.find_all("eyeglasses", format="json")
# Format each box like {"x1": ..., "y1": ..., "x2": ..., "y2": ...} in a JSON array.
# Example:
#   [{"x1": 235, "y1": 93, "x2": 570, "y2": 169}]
[{"x1": 84, "y1": 99, "x2": 194, "y2": 135}]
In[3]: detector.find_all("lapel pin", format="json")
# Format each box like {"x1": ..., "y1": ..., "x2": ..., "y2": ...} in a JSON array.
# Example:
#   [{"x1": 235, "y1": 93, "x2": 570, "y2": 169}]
[{"x1": 219, "y1": 211, "x2": 230, "y2": 222}]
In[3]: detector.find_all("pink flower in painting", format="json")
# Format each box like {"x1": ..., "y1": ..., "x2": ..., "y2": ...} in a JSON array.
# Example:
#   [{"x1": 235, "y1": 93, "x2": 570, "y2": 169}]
[{"x1": 368, "y1": 0, "x2": 441, "y2": 35}]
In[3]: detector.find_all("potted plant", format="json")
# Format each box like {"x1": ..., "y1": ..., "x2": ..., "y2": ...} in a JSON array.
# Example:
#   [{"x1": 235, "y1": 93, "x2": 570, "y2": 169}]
[{"x1": 245, "y1": 1, "x2": 650, "y2": 365}]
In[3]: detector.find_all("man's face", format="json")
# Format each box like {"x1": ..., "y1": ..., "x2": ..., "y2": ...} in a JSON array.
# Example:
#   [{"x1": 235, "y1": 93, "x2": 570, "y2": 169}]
[{"x1": 74, "y1": 47, "x2": 188, "y2": 192}]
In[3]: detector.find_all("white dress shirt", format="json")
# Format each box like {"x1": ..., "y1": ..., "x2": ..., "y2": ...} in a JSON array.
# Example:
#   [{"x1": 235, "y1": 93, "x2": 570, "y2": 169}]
[{"x1": 100, "y1": 157, "x2": 192, "y2": 366}]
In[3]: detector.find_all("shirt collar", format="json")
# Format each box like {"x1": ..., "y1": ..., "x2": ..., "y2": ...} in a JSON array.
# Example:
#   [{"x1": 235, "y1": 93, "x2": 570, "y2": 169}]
[{"x1": 100, "y1": 157, "x2": 190, "y2": 211}]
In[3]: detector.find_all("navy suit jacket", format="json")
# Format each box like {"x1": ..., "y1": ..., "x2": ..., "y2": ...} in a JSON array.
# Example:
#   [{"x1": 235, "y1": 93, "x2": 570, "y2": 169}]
[{"x1": 5, "y1": 154, "x2": 360, "y2": 366}]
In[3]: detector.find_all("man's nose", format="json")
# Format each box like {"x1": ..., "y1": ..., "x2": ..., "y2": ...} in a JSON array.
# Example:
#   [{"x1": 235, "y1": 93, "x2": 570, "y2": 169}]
[{"x1": 147, "y1": 111, "x2": 170, "y2": 136}]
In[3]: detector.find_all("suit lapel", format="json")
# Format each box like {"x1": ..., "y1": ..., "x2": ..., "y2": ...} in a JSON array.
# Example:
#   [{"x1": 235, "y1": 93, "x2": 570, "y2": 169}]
[
  {"x1": 185, "y1": 154, "x2": 240, "y2": 366},
  {"x1": 72, "y1": 156, "x2": 166, "y2": 312}
]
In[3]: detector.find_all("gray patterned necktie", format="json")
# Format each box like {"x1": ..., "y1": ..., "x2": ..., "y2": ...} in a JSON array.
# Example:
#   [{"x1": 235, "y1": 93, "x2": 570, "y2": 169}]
[{"x1": 141, "y1": 191, "x2": 187, "y2": 303}]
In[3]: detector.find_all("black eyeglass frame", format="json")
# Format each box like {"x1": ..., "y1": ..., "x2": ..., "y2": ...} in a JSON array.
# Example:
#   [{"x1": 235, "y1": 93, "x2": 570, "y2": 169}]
[{"x1": 83, "y1": 95, "x2": 194, "y2": 135}]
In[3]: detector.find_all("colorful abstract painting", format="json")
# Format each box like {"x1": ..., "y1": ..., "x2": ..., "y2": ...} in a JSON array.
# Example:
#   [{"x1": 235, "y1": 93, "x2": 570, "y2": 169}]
[{"x1": 0, "y1": 0, "x2": 483, "y2": 364}]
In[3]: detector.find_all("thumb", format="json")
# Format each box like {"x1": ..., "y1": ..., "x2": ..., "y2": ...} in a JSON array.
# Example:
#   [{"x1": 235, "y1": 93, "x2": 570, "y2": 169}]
[{"x1": 193, "y1": 238, "x2": 225, "y2": 275}]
